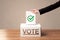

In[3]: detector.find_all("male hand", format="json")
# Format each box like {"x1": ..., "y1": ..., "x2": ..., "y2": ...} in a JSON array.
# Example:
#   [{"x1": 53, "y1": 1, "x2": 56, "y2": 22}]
[{"x1": 31, "y1": 9, "x2": 39, "y2": 14}]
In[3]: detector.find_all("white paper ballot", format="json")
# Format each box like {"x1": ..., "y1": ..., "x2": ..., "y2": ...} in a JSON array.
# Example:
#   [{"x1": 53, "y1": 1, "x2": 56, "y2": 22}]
[
  {"x1": 26, "y1": 11, "x2": 36, "y2": 24},
  {"x1": 20, "y1": 23, "x2": 41, "y2": 37}
]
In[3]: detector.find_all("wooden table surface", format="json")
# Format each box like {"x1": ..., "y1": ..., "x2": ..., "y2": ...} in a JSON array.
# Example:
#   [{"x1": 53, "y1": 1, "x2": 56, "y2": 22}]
[{"x1": 0, "y1": 29, "x2": 60, "y2": 40}]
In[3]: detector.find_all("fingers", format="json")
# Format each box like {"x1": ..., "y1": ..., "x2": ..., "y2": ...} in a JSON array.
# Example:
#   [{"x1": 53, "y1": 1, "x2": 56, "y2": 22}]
[{"x1": 31, "y1": 9, "x2": 39, "y2": 14}]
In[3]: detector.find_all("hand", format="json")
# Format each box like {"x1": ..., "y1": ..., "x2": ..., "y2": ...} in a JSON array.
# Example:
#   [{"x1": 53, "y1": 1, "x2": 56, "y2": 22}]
[{"x1": 31, "y1": 9, "x2": 39, "y2": 14}]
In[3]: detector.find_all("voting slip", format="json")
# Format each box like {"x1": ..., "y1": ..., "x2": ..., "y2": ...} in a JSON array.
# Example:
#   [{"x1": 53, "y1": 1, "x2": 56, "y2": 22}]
[{"x1": 26, "y1": 11, "x2": 36, "y2": 24}]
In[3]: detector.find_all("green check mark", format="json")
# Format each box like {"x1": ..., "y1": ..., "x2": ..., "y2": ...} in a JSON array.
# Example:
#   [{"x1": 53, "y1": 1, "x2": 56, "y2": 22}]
[{"x1": 27, "y1": 15, "x2": 34, "y2": 22}]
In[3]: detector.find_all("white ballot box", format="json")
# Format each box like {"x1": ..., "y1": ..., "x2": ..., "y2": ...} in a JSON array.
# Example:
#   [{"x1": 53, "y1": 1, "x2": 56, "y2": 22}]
[
  {"x1": 26, "y1": 11, "x2": 36, "y2": 24},
  {"x1": 20, "y1": 23, "x2": 41, "y2": 37}
]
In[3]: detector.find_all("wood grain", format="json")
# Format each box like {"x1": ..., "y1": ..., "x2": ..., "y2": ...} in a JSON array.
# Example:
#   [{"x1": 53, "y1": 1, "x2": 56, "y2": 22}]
[{"x1": 0, "y1": 29, "x2": 60, "y2": 40}]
